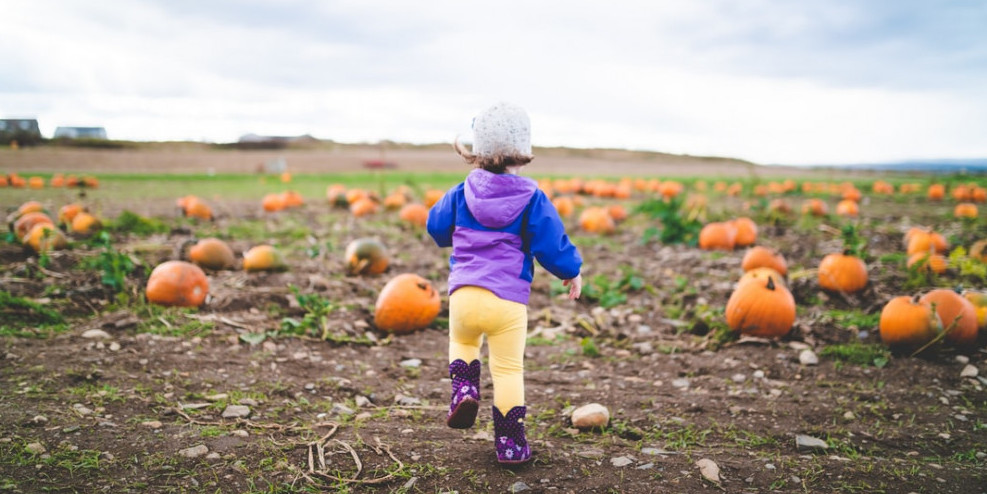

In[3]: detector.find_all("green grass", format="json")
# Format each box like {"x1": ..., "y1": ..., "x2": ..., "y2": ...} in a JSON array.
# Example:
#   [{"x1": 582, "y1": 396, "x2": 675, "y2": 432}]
[
  {"x1": 0, "y1": 290, "x2": 68, "y2": 337},
  {"x1": 819, "y1": 342, "x2": 891, "y2": 368}
]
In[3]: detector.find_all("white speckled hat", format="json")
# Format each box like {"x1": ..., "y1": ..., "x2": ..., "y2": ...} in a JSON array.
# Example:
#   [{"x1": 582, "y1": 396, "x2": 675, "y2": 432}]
[{"x1": 471, "y1": 102, "x2": 532, "y2": 158}]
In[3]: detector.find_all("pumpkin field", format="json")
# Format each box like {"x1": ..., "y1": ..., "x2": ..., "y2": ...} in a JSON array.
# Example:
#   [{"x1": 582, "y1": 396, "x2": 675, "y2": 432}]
[{"x1": 1, "y1": 146, "x2": 987, "y2": 493}]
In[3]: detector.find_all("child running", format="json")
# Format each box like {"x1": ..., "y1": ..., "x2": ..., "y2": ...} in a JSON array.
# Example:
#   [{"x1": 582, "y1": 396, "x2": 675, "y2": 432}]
[{"x1": 426, "y1": 102, "x2": 583, "y2": 464}]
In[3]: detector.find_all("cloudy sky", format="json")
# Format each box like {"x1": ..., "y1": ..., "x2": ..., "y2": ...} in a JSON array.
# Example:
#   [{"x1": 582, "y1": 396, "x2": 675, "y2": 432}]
[{"x1": 2, "y1": 0, "x2": 986, "y2": 165}]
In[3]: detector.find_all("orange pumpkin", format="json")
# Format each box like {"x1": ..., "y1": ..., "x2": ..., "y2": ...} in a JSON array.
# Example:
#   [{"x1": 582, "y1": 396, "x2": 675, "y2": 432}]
[
  {"x1": 552, "y1": 196, "x2": 575, "y2": 218},
  {"x1": 729, "y1": 217, "x2": 757, "y2": 247},
  {"x1": 841, "y1": 187, "x2": 862, "y2": 202},
  {"x1": 607, "y1": 204, "x2": 628, "y2": 223},
  {"x1": 327, "y1": 184, "x2": 348, "y2": 208},
  {"x1": 835, "y1": 199, "x2": 859, "y2": 217},
  {"x1": 906, "y1": 230, "x2": 948, "y2": 255},
  {"x1": 725, "y1": 275, "x2": 795, "y2": 338},
  {"x1": 13, "y1": 212, "x2": 54, "y2": 239},
  {"x1": 262, "y1": 193, "x2": 286, "y2": 212},
  {"x1": 280, "y1": 171, "x2": 292, "y2": 183},
  {"x1": 953, "y1": 202, "x2": 978, "y2": 219},
  {"x1": 346, "y1": 188, "x2": 369, "y2": 204},
  {"x1": 927, "y1": 184, "x2": 945, "y2": 201},
  {"x1": 818, "y1": 252, "x2": 868, "y2": 293},
  {"x1": 28, "y1": 176, "x2": 44, "y2": 189},
  {"x1": 970, "y1": 240, "x2": 987, "y2": 262},
  {"x1": 383, "y1": 192, "x2": 408, "y2": 211},
  {"x1": 424, "y1": 189, "x2": 445, "y2": 208},
  {"x1": 345, "y1": 238, "x2": 389, "y2": 275},
  {"x1": 188, "y1": 238, "x2": 236, "y2": 270},
  {"x1": 768, "y1": 199, "x2": 792, "y2": 214},
  {"x1": 145, "y1": 260, "x2": 209, "y2": 308},
  {"x1": 281, "y1": 190, "x2": 305, "y2": 208},
  {"x1": 58, "y1": 204, "x2": 85, "y2": 227},
  {"x1": 961, "y1": 290, "x2": 987, "y2": 330},
  {"x1": 919, "y1": 289, "x2": 979, "y2": 347},
  {"x1": 398, "y1": 203, "x2": 429, "y2": 228},
  {"x1": 698, "y1": 222, "x2": 737, "y2": 251},
  {"x1": 906, "y1": 252, "x2": 947, "y2": 274},
  {"x1": 738, "y1": 267, "x2": 787, "y2": 289},
  {"x1": 801, "y1": 198, "x2": 828, "y2": 217},
  {"x1": 579, "y1": 207, "x2": 616, "y2": 234},
  {"x1": 350, "y1": 197, "x2": 378, "y2": 217},
  {"x1": 13, "y1": 200, "x2": 45, "y2": 220},
  {"x1": 183, "y1": 197, "x2": 213, "y2": 220},
  {"x1": 373, "y1": 273, "x2": 441, "y2": 334},
  {"x1": 879, "y1": 295, "x2": 942, "y2": 349},
  {"x1": 243, "y1": 245, "x2": 288, "y2": 272},
  {"x1": 741, "y1": 246, "x2": 787, "y2": 276},
  {"x1": 70, "y1": 212, "x2": 102, "y2": 236},
  {"x1": 22, "y1": 223, "x2": 67, "y2": 254},
  {"x1": 50, "y1": 174, "x2": 64, "y2": 188}
]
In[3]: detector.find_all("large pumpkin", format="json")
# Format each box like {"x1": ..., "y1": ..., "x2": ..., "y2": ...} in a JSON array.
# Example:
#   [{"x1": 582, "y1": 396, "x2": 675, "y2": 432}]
[
  {"x1": 579, "y1": 207, "x2": 616, "y2": 235},
  {"x1": 919, "y1": 289, "x2": 979, "y2": 347},
  {"x1": 13, "y1": 211, "x2": 55, "y2": 239},
  {"x1": 70, "y1": 212, "x2": 102, "y2": 236},
  {"x1": 879, "y1": 295, "x2": 942, "y2": 349},
  {"x1": 374, "y1": 273, "x2": 441, "y2": 334},
  {"x1": 725, "y1": 276, "x2": 795, "y2": 338},
  {"x1": 243, "y1": 245, "x2": 288, "y2": 272},
  {"x1": 818, "y1": 253, "x2": 868, "y2": 293},
  {"x1": 22, "y1": 223, "x2": 68, "y2": 254},
  {"x1": 906, "y1": 229, "x2": 948, "y2": 255},
  {"x1": 741, "y1": 246, "x2": 787, "y2": 276},
  {"x1": 906, "y1": 252, "x2": 947, "y2": 274},
  {"x1": 146, "y1": 260, "x2": 209, "y2": 308},
  {"x1": 188, "y1": 238, "x2": 236, "y2": 270},
  {"x1": 345, "y1": 238, "x2": 389, "y2": 275},
  {"x1": 961, "y1": 290, "x2": 987, "y2": 330},
  {"x1": 698, "y1": 222, "x2": 737, "y2": 251}
]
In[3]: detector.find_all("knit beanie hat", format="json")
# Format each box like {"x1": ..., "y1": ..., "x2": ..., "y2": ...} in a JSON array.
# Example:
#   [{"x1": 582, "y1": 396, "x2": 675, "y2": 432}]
[{"x1": 471, "y1": 102, "x2": 532, "y2": 158}]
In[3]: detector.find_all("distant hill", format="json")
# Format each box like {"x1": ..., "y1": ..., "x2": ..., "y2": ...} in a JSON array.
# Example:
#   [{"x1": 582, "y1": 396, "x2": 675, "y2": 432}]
[{"x1": 818, "y1": 158, "x2": 987, "y2": 174}]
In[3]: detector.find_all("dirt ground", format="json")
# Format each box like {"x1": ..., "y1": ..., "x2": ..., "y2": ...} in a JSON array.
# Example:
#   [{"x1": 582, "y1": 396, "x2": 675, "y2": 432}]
[{"x1": 1, "y1": 147, "x2": 986, "y2": 493}]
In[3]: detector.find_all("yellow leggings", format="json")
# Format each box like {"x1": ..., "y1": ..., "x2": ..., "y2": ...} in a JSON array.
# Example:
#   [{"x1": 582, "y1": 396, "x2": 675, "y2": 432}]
[{"x1": 449, "y1": 286, "x2": 528, "y2": 411}]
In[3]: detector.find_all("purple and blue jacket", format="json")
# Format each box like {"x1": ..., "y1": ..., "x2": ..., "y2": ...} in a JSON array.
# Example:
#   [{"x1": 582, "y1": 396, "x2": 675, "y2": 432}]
[{"x1": 427, "y1": 169, "x2": 582, "y2": 304}]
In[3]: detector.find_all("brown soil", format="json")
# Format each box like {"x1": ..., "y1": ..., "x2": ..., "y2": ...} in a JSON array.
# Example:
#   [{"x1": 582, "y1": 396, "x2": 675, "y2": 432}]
[{"x1": 1, "y1": 148, "x2": 985, "y2": 493}]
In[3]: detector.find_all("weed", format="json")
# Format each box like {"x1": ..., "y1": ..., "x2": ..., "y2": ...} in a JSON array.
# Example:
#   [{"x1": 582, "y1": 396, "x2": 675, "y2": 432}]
[
  {"x1": 580, "y1": 265, "x2": 646, "y2": 308},
  {"x1": 824, "y1": 309, "x2": 881, "y2": 331},
  {"x1": 108, "y1": 210, "x2": 169, "y2": 235},
  {"x1": 580, "y1": 337, "x2": 601, "y2": 357},
  {"x1": 78, "y1": 231, "x2": 136, "y2": 293},
  {"x1": 636, "y1": 196, "x2": 702, "y2": 246},
  {"x1": 0, "y1": 290, "x2": 66, "y2": 337},
  {"x1": 819, "y1": 342, "x2": 890, "y2": 368}
]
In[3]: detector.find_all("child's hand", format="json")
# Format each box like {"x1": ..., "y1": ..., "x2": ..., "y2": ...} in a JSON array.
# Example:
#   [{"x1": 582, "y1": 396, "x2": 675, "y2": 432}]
[{"x1": 563, "y1": 274, "x2": 582, "y2": 300}]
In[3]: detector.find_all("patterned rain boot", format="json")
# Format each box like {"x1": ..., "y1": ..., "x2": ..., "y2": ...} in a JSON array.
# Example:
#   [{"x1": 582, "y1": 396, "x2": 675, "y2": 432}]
[
  {"x1": 446, "y1": 359, "x2": 480, "y2": 429},
  {"x1": 492, "y1": 405, "x2": 532, "y2": 465}
]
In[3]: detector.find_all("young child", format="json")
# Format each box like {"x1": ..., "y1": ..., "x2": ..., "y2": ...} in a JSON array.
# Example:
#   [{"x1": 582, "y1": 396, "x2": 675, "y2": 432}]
[{"x1": 426, "y1": 102, "x2": 583, "y2": 465}]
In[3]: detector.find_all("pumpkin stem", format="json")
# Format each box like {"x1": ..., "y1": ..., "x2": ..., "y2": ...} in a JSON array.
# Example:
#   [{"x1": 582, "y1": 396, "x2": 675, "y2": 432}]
[{"x1": 766, "y1": 277, "x2": 776, "y2": 291}]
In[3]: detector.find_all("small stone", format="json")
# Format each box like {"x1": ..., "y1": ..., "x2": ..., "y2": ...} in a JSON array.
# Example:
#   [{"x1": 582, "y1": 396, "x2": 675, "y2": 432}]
[
  {"x1": 799, "y1": 349, "x2": 819, "y2": 366},
  {"x1": 636, "y1": 462, "x2": 654, "y2": 470},
  {"x1": 231, "y1": 430, "x2": 249, "y2": 438},
  {"x1": 355, "y1": 396, "x2": 371, "y2": 408},
  {"x1": 753, "y1": 370, "x2": 765, "y2": 379},
  {"x1": 400, "y1": 428, "x2": 414, "y2": 434},
  {"x1": 960, "y1": 365, "x2": 978, "y2": 378},
  {"x1": 239, "y1": 398, "x2": 259, "y2": 406},
  {"x1": 611, "y1": 456, "x2": 634, "y2": 467},
  {"x1": 206, "y1": 452, "x2": 221, "y2": 460},
  {"x1": 30, "y1": 415, "x2": 48, "y2": 425},
  {"x1": 99, "y1": 451, "x2": 114, "y2": 461},
  {"x1": 843, "y1": 411, "x2": 855, "y2": 420},
  {"x1": 576, "y1": 448, "x2": 605, "y2": 459},
  {"x1": 25, "y1": 442, "x2": 46, "y2": 455},
  {"x1": 394, "y1": 395, "x2": 421, "y2": 406},
  {"x1": 403, "y1": 477, "x2": 418, "y2": 490},
  {"x1": 204, "y1": 393, "x2": 229, "y2": 402},
  {"x1": 355, "y1": 412, "x2": 372, "y2": 421},
  {"x1": 332, "y1": 403, "x2": 355, "y2": 416},
  {"x1": 976, "y1": 452, "x2": 986, "y2": 460},
  {"x1": 141, "y1": 420, "x2": 163, "y2": 429},
  {"x1": 795, "y1": 435, "x2": 829, "y2": 453},
  {"x1": 954, "y1": 355, "x2": 970, "y2": 365},
  {"x1": 696, "y1": 458, "x2": 721, "y2": 483},
  {"x1": 571, "y1": 403, "x2": 610, "y2": 429},
  {"x1": 72, "y1": 404, "x2": 93, "y2": 416},
  {"x1": 81, "y1": 329, "x2": 111, "y2": 339},
  {"x1": 731, "y1": 373, "x2": 746, "y2": 383},
  {"x1": 509, "y1": 481, "x2": 530, "y2": 493},
  {"x1": 108, "y1": 342, "x2": 121, "y2": 352},
  {"x1": 671, "y1": 378, "x2": 690, "y2": 389},
  {"x1": 221, "y1": 405, "x2": 251, "y2": 419},
  {"x1": 400, "y1": 358, "x2": 422, "y2": 368},
  {"x1": 179, "y1": 445, "x2": 209, "y2": 458},
  {"x1": 765, "y1": 463, "x2": 776, "y2": 471}
]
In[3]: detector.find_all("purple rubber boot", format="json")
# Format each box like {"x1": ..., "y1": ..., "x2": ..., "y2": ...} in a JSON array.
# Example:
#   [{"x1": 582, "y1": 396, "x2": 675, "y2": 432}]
[
  {"x1": 492, "y1": 405, "x2": 532, "y2": 464},
  {"x1": 446, "y1": 359, "x2": 480, "y2": 429}
]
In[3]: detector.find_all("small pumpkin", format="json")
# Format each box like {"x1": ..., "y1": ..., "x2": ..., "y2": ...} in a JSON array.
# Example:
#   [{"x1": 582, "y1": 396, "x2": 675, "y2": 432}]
[
  {"x1": 970, "y1": 240, "x2": 987, "y2": 262},
  {"x1": 398, "y1": 203, "x2": 429, "y2": 228},
  {"x1": 327, "y1": 184, "x2": 348, "y2": 208},
  {"x1": 879, "y1": 295, "x2": 942, "y2": 349},
  {"x1": 262, "y1": 193, "x2": 286, "y2": 212},
  {"x1": 22, "y1": 223, "x2": 68, "y2": 254},
  {"x1": 344, "y1": 238, "x2": 389, "y2": 275},
  {"x1": 801, "y1": 198, "x2": 828, "y2": 217},
  {"x1": 725, "y1": 276, "x2": 795, "y2": 338},
  {"x1": 768, "y1": 198, "x2": 791, "y2": 214},
  {"x1": 906, "y1": 230, "x2": 948, "y2": 255},
  {"x1": 424, "y1": 189, "x2": 445, "y2": 208},
  {"x1": 350, "y1": 197, "x2": 378, "y2": 217},
  {"x1": 607, "y1": 204, "x2": 628, "y2": 223},
  {"x1": 13, "y1": 211, "x2": 54, "y2": 239},
  {"x1": 383, "y1": 192, "x2": 408, "y2": 211},
  {"x1": 145, "y1": 260, "x2": 209, "y2": 308},
  {"x1": 698, "y1": 222, "x2": 737, "y2": 251},
  {"x1": 70, "y1": 212, "x2": 102, "y2": 236},
  {"x1": 187, "y1": 238, "x2": 236, "y2": 270},
  {"x1": 8, "y1": 200, "x2": 45, "y2": 226},
  {"x1": 954, "y1": 202, "x2": 978, "y2": 219},
  {"x1": 28, "y1": 176, "x2": 44, "y2": 189},
  {"x1": 818, "y1": 252, "x2": 868, "y2": 293},
  {"x1": 961, "y1": 290, "x2": 987, "y2": 330},
  {"x1": 927, "y1": 184, "x2": 945, "y2": 200},
  {"x1": 58, "y1": 203, "x2": 85, "y2": 227},
  {"x1": 738, "y1": 267, "x2": 787, "y2": 289},
  {"x1": 243, "y1": 245, "x2": 288, "y2": 272},
  {"x1": 281, "y1": 190, "x2": 305, "y2": 208},
  {"x1": 729, "y1": 217, "x2": 757, "y2": 247},
  {"x1": 183, "y1": 197, "x2": 213, "y2": 220},
  {"x1": 906, "y1": 252, "x2": 947, "y2": 274},
  {"x1": 578, "y1": 207, "x2": 616, "y2": 234},
  {"x1": 373, "y1": 273, "x2": 441, "y2": 334},
  {"x1": 835, "y1": 199, "x2": 859, "y2": 217},
  {"x1": 919, "y1": 289, "x2": 979, "y2": 347},
  {"x1": 551, "y1": 196, "x2": 575, "y2": 218},
  {"x1": 741, "y1": 246, "x2": 787, "y2": 276}
]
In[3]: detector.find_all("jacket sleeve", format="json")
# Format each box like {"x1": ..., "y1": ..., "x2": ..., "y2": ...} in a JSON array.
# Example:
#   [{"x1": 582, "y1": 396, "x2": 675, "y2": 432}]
[
  {"x1": 426, "y1": 188, "x2": 456, "y2": 248},
  {"x1": 526, "y1": 191, "x2": 582, "y2": 280}
]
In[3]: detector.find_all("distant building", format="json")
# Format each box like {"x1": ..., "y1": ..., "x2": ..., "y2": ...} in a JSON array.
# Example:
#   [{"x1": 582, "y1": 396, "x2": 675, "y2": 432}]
[
  {"x1": 0, "y1": 118, "x2": 43, "y2": 145},
  {"x1": 54, "y1": 127, "x2": 108, "y2": 139},
  {"x1": 237, "y1": 133, "x2": 319, "y2": 149}
]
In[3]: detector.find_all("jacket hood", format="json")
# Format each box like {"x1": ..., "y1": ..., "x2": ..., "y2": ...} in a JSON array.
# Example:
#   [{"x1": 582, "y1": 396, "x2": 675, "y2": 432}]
[{"x1": 464, "y1": 169, "x2": 538, "y2": 228}]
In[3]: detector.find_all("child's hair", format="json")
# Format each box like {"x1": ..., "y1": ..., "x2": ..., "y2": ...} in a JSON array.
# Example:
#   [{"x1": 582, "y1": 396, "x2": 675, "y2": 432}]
[{"x1": 453, "y1": 137, "x2": 533, "y2": 174}]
